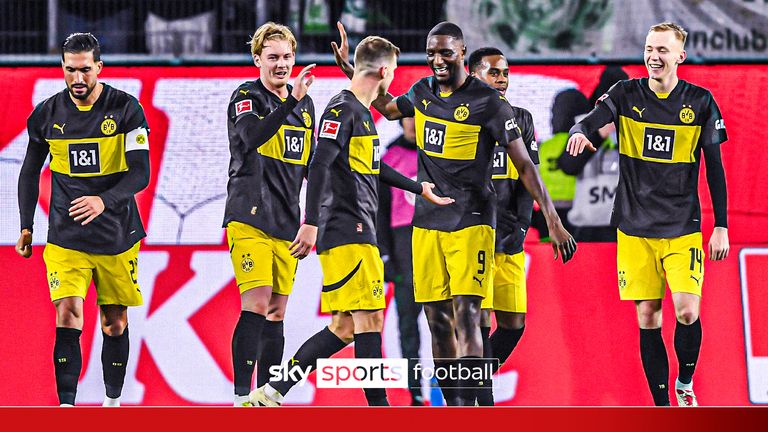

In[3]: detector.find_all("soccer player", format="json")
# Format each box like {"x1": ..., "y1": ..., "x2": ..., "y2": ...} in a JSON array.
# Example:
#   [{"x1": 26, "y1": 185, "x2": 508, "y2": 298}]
[
  {"x1": 250, "y1": 35, "x2": 452, "y2": 407},
  {"x1": 567, "y1": 22, "x2": 729, "y2": 406},
  {"x1": 467, "y1": 47, "x2": 537, "y2": 406},
  {"x1": 224, "y1": 22, "x2": 317, "y2": 406},
  {"x1": 16, "y1": 33, "x2": 150, "y2": 406},
  {"x1": 332, "y1": 22, "x2": 576, "y2": 405}
]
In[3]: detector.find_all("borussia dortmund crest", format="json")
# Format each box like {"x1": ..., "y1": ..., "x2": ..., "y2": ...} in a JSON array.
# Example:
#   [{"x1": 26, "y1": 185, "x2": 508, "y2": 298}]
[
  {"x1": 241, "y1": 254, "x2": 254, "y2": 273},
  {"x1": 679, "y1": 105, "x2": 695, "y2": 124},
  {"x1": 454, "y1": 104, "x2": 470, "y2": 121},
  {"x1": 302, "y1": 110, "x2": 312, "y2": 128}
]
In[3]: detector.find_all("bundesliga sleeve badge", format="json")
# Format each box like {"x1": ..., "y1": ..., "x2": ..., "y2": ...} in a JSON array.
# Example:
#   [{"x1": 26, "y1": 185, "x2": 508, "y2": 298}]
[
  {"x1": 235, "y1": 99, "x2": 252, "y2": 115},
  {"x1": 319, "y1": 120, "x2": 341, "y2": 139}
]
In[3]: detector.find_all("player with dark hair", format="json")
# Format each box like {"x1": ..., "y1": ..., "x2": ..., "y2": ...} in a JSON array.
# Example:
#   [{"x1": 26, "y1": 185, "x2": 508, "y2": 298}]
[
  {"x1": 224, "y1": 22, "x2": 316, "y2": 406},
  {"x1": 250, "y1": 35, "x2": 453, "y2": 407},
  {"x1": 333, "y1": 21, "x2": 575, "y2": 405},
  {"x1": 467, "y1": 47, "x2": 537, "y2": 405},
  {"x1": 567, "y1": 22, "x2": 729, "y2": 406},
  {"x1": 16, "y1": 32, "x2": 150, "y2": 406}
]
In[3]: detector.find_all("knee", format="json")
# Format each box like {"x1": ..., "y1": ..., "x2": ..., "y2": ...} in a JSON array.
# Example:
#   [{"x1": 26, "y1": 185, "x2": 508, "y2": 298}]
[
  {"x1": 55, "y1": 302, "x2": 83, "y2": 328},
  {"x1": 676, "y1": 308, "x2": 699, "y2": 325},
  {"x1": 328, "y1": 320, "x2": 355, "y2": 344},
  {"x1": 267, "y1": 305, "x2": 286, "y2": 321},
  {"x1": 101, "y1": 318, "x2": 127, "y2": 336},
  {"x1": 636, "y1": 302, "x2": 662, "y2": 328}
]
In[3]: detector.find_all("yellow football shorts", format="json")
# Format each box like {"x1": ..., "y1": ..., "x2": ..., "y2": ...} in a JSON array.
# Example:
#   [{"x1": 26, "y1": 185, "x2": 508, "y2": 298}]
[
  {"x1": 412, "y1": 224, "x2": 495, "y2": 303},
  {"x1": 43, "y1": 241, "x2": 142, "y2": 306},
  {"x1": 227, "y1": 221, "x2": 297, "y2": 295},
  {"x1": 617, "y1": 229, "x2": 704, "y2": 300},
  {"x1": 319, "y1": 243, "x2": 385, "y2": 313},
  {"x1": 481, "y1": 251, "x2": 527, "y2": 312}
]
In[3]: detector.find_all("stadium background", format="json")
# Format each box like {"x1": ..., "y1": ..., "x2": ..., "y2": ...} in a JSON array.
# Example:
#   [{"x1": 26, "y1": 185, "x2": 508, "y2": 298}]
[{"x1": 0, "y1": 0, "x2": 767, "y2": 406}]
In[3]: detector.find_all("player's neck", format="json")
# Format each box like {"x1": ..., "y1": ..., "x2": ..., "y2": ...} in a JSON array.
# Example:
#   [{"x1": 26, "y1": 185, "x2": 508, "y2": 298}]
[
  {"x1": 648, "y1": 75, "x2": 679, "y2": 94},
  {"x1": 69, "y1": 82, "x2": 104, "y2": 107},
  {"x1": 349, "y1": 76, "x2": 379, "y2": 108},
  {"x1": 262, "y1": 81, "x2": 289, "y2": 99},
  {"x1": 437, "y1": 69, "x2": 469, "y2": 94}
]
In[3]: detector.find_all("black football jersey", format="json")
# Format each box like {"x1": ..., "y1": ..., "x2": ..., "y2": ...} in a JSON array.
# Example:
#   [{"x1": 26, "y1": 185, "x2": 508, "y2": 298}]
[
  {"x1": 24, "y1": 84, "x2": 149, "y2": 254},
  {"x1": 396, "y1": 76, "x2": 521, "y2": 232},
  {"x1": 224, "y1": 79, "x2": 315, "y2": 241},
  {"x1": 596, "y1": 78, "x2": 727, "y2": 237},
  {"x1": 314, "y1": 90, "x2": 383, "y2": 252}
]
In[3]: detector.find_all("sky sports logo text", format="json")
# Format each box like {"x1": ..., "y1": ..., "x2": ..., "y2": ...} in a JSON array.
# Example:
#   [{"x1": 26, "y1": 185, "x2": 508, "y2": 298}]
[{"x1": 268, "y1": 358, "x2": 498, "y2": 389}]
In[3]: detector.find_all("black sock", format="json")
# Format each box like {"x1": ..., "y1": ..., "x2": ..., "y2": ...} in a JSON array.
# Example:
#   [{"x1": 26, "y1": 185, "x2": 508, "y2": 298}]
[
  {"x1": 490, "y1": 326, "x2": 524, "y2": 372},
  {"x1": 272, "y1": 326, "x2": 348, "y2": 396},
  {"x1": 54, "y1": 327, "x2": 82, "y2": 405},
  {"x1": 674, "y1": 318, "x2": 702, "y2": 385},
  {"x1": 640, "y1": 328, "x2": 670, "y2": 406},
  {"x1": 231, "y1": 311, "x2": 266, "y2": 396},
  {"x1": 434, "y1": 359, "x2": 462, "y2": 406},
  {"x1": 102, "y1": 327, "x2": 130, "y2": 399},
  {"x1": 457, "y1": 356, "x2": 480, "y2": 406},
  {"x1": 257, "y1": 320, "x2": 285, "y2": 387},
  {"x1": 476, "y1": 327, "x2": 494, "y2": 406},
  {"x1": 354, "y1": 332, "x2": 389, "y2": 406}
]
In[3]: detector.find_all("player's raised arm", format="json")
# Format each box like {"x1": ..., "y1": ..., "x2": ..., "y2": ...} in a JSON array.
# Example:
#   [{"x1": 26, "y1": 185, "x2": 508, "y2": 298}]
[{"x1": 331, "y1": 21, "x2": 403, "y2": 120}]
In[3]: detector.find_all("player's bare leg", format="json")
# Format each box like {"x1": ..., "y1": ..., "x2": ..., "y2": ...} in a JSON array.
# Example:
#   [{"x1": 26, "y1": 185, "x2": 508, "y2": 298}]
[
  {"x1": 636, "y1": 299, "x2": 669, "y2": 406},
  {"x1": 671, "y1": 292, "x2": 701, "y2": 406},
  {"x1": 257, "y1": 294, "x2": 289, "y2": 388},
  {"x1": 423, "y1": 300, "x2": 462, "y2": 405},
  {"x1": 100, "y1": 304, "x2": 128, "y2": 406},
  {"x1": 53, "y1": 297, "x2": 84, "y2": 406},
  {"x1": 232, "y1": 286, "x2": 271, "y2": 405}
]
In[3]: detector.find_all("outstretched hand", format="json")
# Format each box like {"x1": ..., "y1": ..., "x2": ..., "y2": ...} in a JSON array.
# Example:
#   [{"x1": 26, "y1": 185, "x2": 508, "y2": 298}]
[
  {"x1": 290, "y1": 63, "x2": 316, "y2": 101},
  {"x1": 565, "y1": 132, "x2": 597, "y2": 156},
  {"x1": 330, "y1": 21, "x2": 354, "y2": 79},
  {"x1": 420, "y1": 182, "x2": 454, "y2": 206}
]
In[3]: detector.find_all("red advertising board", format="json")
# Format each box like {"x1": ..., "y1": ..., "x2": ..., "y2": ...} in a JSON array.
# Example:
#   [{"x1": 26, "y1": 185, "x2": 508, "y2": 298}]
[{"x1": 0, "y1": 65, "x2": 766, "y2": 406}]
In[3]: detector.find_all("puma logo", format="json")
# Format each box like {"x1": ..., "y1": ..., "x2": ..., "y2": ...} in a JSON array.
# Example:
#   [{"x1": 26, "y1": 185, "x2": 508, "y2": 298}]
[
  {"x1": 632, "y1": 106, "x2": 646, "y2": 118},
  {"x1": 330, "y1": 108, "x2": 342, "y2": 117},
  {"x1": 690, "y1": 275, "x2": 701, "y2": 285},
  {"x1": 473, "y1": 276, "x2": 484, "y2": 287},
  {"x1": 363, "y1": 121, "x2": 370, "y2": 132},
  {"x1": 422, "y1": 99, "x2": 431, "y2": 110},
  {"x1": 53, "y1": 123, "x2": 66, "y2": 134},
  {"x1": 239, "y1": 89, "x2": 249, "y2": 95},
  {"x1": 290, "y1": 357, "x2": 300, "y2": 365}
]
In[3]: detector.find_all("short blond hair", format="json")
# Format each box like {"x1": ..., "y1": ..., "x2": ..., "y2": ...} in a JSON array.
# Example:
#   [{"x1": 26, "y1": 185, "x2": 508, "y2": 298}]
[
  {"x1": 249, "y1": 22, "x2": 297, "y2": 56},
  {"x1": 354, "y1": 36, "x2": 400, "y2": 73},
  {"x1": 649, "y1": 22, "x2": 688, "y2": 47}
]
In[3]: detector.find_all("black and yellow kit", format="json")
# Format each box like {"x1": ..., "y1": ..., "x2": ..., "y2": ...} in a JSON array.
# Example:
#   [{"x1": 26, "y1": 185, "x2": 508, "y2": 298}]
[
  {"x1": 19, "y1": 84, "x2": 149, "y2": 255},
  {"x1": 396, "y1": 76, "x2": 522, "y2": 231},
  {"x1": 224, "y1": 79, "x2": 315, "y2": 241},
  {"x1": 305, "y1": 90, "x2": 421, "y2": 312},
  {"x1": 573, "y1": 78, "x2": 727, "y2": 238},
  {"x1": 492, "y1": 106, "x2": 537, "y2": 255}
]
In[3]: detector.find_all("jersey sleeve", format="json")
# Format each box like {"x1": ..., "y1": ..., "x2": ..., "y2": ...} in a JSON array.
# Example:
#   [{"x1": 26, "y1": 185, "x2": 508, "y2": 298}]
[
  {"x1": 317, "y1": 102, "x2": 353, "y2": 151},
  {"x1": 486, "y1": 97, "x2": 522, "y2": 147},
  {"x1": 394, "y1": 81, "x2": 418, "y2": 118},
  {"x1": 519, "y1": 108, "x2": 539, "y2": 164},
  {"x1": 124, "y1": 97, "x2": 150, "y2": 153},
  {"x1": 18, "y1": 105, "x2": 49, "y2": 232},
  {"x1": 700, "y1": 92, "x2": 727, "y2": 147}
]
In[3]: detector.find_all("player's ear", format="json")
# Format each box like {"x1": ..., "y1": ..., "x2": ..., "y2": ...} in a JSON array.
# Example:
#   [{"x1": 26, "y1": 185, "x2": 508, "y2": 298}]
[
  {"x1": 253, "y1": 54, "x2": 261, "y2": 68},
  {"x1": 379, "y1": 65, "x2": 387, "y2": 80},
  {"x1": 95, "y1": 61, "x2": 104, "y2": 74},
  {"x1": 678, "y1": 49, "x2": 687, "y2": 64}
]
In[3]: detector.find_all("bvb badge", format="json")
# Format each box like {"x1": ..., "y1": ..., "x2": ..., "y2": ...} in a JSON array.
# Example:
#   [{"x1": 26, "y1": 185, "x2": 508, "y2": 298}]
[
  {"x1": 679, "y1": 105, "x2": 695, "y2": 124},
  {"x1": 241, "y1": 253, "x2": 254, "y2": 273},
  {"x1": 48, "y1": 271, "x2": 60, "y2": 291},
  {"x1": 101, "y1": 116, "x2": 117, "y2": 135},
  {"x1": 302, "y1": 110, "x2": 312, "y2": 128},
  {"x1": 454, "y1": 104, "x2": 470, "y2": 121},
  {"x1": 136, "y1": 134, "x2": 146, "y2": 145},
  {"x1": 372, "y1": 280, "x2": 383, "y2": 300}
]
